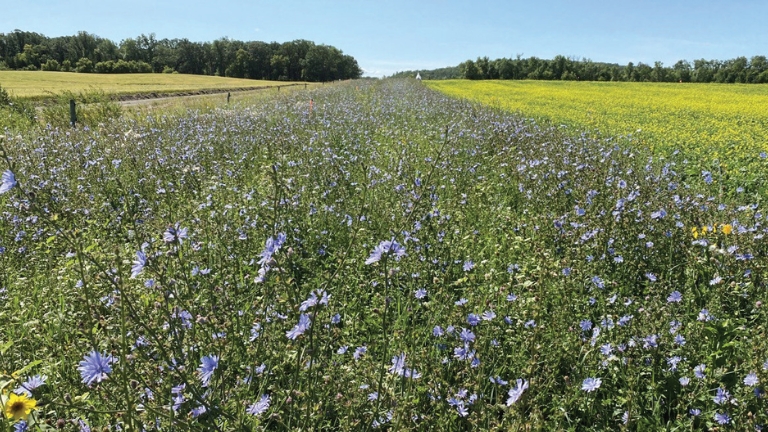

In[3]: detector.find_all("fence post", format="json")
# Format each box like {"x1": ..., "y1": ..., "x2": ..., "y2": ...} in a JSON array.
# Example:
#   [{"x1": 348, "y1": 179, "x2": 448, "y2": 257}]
[
  {"x1": 227, "y1": 92, "x2": 231, "y2": 104},
  {"x1": 69, "y1": 99, "x2": 77, "y2": 127},
  {"x1": 304, "y1": 83, "x2": 307, "y2": 89}
]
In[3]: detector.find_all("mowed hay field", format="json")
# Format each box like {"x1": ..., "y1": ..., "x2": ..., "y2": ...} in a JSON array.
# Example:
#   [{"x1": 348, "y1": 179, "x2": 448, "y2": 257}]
[
  {"x1": 0, "y1": 70, "x2": 296, "y2": 99},
  {"x1": 427, "y1": 80, "x2": 768, "y2": 192}
]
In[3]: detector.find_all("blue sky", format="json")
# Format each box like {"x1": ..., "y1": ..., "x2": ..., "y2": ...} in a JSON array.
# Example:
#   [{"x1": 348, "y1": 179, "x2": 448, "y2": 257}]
[{"x1": 2, "y1": 0, "x2": 766, "y2": 77}]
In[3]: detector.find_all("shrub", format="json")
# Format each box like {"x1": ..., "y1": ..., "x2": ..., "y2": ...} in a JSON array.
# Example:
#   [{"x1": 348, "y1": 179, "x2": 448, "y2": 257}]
[
  {"x1": 94, "y1": 60, "x2": 115, "y2": 74},
  {"x1": 129, "y1": 60, "x2": 152, "y2": 73},
  {"x1": 112, "y1": 59, "x2": 131, "y2": 73},
  {"x1": 75, "y1": 57, "x2": 93, "y2": 73},
  {"x1": 42, "y1": 59, "x2": 60, "y2": 71}
]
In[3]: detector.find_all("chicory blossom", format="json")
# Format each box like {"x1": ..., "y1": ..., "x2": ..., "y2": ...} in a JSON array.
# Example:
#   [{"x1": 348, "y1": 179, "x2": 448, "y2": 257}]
[
  {"x1": 246, "y1": 394, "x2": 271, "y2": 416},
  {"x1": 14, "y1": 375, "x2": 46, "y2": 397},
  {"x1": 506, "y1": 379, "x2": 529, "y2": 405},
  {"x1": 78, "y1": 351, "x2": 114, "y2": 386},
  {"x1": 0, "y1": 170, "x2": 17, "y2": 194},
  {"x1": 198, "y1": 355, "x2": 219, "y2": 387},
  {"x1": 365, "y1": 239, "x2": 406, "y2": 265},
  {"x1": 286, "y1": 314, "x2": 311, "y2": 340},
  {"x1": 581, "y1": 377, "x2": 602, "y2": 392},
  {"x1": 131, "y1": 251, "x2": 147, "y2": 278}
]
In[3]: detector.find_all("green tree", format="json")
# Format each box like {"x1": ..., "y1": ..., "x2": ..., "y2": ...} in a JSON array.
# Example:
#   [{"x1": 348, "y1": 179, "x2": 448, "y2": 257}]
[
  {"x1": 673, "y1": 60, "x2": 692, "y2": 82},
  {"x1": 269, "y1": 54, "x2": 290, "y2": 80},
  {"x1": 459, "y1": 60, "x2": 480, "y2": 80},
  {"x1": 75, "y1": 57, "x2": 93, "y2": 73},
  {"x1": 226, "y1": 48, "x2": 251, "y2": 78},
  {"x1": 652, "y1": 61, "x2": 667, "y2": 82},
  {"x1": 42, "y1": 58, "x2": 60, "y2": 71}
]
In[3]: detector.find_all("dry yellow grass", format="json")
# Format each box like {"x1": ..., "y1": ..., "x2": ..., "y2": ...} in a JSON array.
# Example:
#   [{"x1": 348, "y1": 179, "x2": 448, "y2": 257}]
[{"x1": 0, "y1": 71, "x2": 297, "y2": 99}]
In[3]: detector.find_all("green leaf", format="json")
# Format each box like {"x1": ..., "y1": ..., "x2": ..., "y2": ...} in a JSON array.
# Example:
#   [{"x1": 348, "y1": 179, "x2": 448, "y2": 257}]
[{"x1": 13, "y1": 359, "x2": 43, "y2": 376}]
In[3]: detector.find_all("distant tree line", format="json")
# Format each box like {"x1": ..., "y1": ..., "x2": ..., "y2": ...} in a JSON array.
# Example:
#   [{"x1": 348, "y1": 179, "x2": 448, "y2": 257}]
[
  {"x1": 388, "y1": 66, "x2": 460, "y2": 80},
  {"x1": 392, "y1": 55, "x2": 768, "y2": 83},
  {"x1": 0, "y1": 29, "x2": 362, "y2": 81}
]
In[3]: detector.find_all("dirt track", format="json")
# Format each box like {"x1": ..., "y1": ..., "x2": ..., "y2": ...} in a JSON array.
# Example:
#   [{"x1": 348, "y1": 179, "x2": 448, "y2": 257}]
[{"x1": 117, "y1": 83, "x2": 306, "y2": 107}]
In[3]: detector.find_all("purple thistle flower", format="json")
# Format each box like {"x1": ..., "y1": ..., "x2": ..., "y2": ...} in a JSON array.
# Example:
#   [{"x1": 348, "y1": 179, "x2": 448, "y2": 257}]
[
  {"x1": 78, "y1": 351, "x2": 114, "y2": 386},
  {"x1": 198, "y1": 355, "x2": 219, "y2": 387},
  {"x1": 0, "y1": 170, "x2": 17, "y2": 194},
  {"x1": 246, "y1": 394, "x2": 271, "y2": 416}
]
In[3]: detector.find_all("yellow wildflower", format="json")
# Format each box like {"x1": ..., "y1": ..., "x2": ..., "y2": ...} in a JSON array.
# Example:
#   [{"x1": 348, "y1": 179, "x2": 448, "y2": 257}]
[
  {"x1": 4, "y1": 393, "x2": 36, "y2": 421},
  {"x1": 721, "y1": 224, "x2": 733, "y2": 235},
  {"x1": 692, "y1": 227, "x2": 699, "y2": 239}
]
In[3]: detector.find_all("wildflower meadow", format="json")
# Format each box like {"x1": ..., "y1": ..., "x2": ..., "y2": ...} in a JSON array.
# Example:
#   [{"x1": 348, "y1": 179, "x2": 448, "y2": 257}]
[{"x1": 1, "y1": 79, "x2": 767, "y2": 430}]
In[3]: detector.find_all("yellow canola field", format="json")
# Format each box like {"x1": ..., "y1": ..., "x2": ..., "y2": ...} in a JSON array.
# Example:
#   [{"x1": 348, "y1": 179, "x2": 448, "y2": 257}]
[{"x1": 427, "y1": 80, "x2": 768, "y2": 174}]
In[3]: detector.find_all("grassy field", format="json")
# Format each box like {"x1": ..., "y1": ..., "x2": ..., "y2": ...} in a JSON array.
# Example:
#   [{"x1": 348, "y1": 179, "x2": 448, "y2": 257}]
[
  {"x1": 0, "y1": 71, "x2": 295, "y2": 99},
  {"x1": 1, "y1": 80, "x2": 767, "y2": 430},
  {"x1": 426, "y1": 80, "x2": 768, "y2": 193}
]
